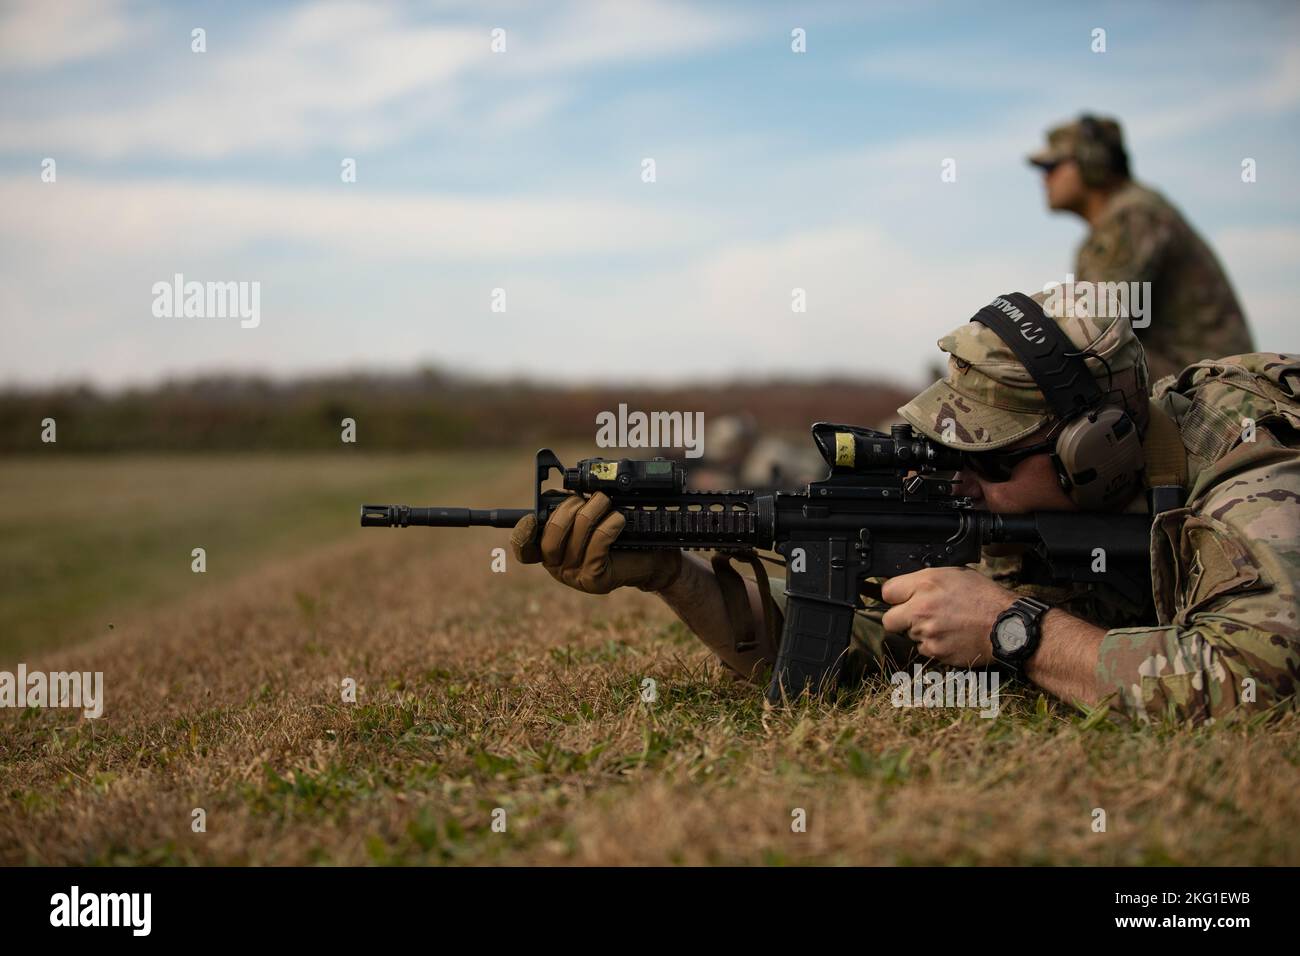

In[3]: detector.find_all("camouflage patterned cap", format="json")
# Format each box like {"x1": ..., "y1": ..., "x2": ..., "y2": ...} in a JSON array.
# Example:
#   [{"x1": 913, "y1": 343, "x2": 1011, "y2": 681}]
[
  {"x1": 898, "y1": 289, "x2": 1149, "y2": 451},
  {"x1": 1027, "y1": 115, "x2": 1126, "y2": 175}
]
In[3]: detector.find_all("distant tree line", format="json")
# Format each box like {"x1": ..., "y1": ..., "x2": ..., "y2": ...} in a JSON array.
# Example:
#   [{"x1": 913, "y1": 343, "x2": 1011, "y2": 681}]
[{"x1": 0, "y1": 369, "x2": 914, "y2": 452}]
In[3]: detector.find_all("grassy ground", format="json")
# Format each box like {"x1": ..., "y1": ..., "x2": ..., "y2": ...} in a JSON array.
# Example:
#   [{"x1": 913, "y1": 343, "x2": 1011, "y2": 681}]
[
  {"x1": 1, "y1": 453, "x2": 1298, "y2": 865},
  {"x1": 0, "y1": 453, "x2": 485, "y2": 658}
]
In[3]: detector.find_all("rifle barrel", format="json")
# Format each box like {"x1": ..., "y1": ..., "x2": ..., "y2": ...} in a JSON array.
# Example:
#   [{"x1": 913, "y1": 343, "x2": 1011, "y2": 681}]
[{"x1": 360, "y1": 505, "x2": 531, "y2": 529}]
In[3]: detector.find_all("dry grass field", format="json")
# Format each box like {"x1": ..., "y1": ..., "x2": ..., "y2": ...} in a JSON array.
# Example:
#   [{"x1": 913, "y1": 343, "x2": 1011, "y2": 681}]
[{"x1": 2, "y1": 452, "x2": 1299, "y2": 865}]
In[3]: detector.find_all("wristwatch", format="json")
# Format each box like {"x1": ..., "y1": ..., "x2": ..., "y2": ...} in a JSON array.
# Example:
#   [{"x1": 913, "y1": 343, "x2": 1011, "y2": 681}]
[{"x1": 990, "y1": 597, "x2": 1051, "y2": 669}]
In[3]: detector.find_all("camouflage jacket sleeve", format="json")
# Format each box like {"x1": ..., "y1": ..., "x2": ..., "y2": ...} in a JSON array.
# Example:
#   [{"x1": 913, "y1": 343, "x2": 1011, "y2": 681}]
[
  {"x1": 1095, "y1": 445, "x2": 1300, "y2": 724},
  {"x1": 1075, "y1": 202, "x2": 1174, "y2": 286}
]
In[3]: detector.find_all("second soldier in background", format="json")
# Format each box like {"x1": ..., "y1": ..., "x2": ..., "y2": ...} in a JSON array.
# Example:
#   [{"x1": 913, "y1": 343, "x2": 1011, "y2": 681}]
[{"x1": 1028, "y1": 114, "x2": 1255, "y2": 381}]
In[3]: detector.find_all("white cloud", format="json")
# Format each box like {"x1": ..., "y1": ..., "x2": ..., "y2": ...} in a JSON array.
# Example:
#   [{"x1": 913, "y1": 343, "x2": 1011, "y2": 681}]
[
  {"x1": 0, "y1": 2, "x2": 483, "y2": 159},
  {"x1": 4, "y1": 180, "x2": 1296, "y2": 389},
  {"x1": 0, "y1": 183, "x2": 1008, "y2": 388},
  {"x1": 858, "y1": 33, "x2": 1300, "y2": 147},
  {"x1": 0, "y1": 177, "x2": 721, "y2": 259},
  {"x1": 551, "y1": 225, "x2": 1012, "y2": 385},
  {"x1": 1217, "y1": 224, "x2": 1300, "y2": 271},
  {"x1": 0, "y1": 0, "x2": 133, "y2": 71},
  {"x1": 1124, "y1": 44, "x2": 1300, "y2": 141},
  {"x1": 479, "y1": 86, "x2": 574, "y2": 134},
  {"x1": 518, "y1": 0, "x2": 750, "y2": 71},
  {"x1": 1214, "y1": 224, "x2": 1300, "y2": 352},
  {"x1": 0, "y1": 0, "x2": 753, "y2": 160}
]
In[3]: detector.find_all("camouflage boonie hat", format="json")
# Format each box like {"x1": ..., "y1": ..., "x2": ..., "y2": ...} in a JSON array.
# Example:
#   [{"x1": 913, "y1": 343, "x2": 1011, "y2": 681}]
[
  {"x1": 1027, "y1": 115, "x2": 1125, "y2": 174},
  {"x1": 898, "y1": 289, "x2": 1149, "y2": 451}
]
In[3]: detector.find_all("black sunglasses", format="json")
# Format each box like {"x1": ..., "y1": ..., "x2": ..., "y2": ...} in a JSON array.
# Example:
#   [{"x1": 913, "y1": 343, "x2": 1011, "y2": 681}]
[
  {"x1": 1036, "y1": 158, "x2": 1073, "y2": 175},
  {"x1": 961, "y1": 437, "x2": 1057, "y2": 482}
]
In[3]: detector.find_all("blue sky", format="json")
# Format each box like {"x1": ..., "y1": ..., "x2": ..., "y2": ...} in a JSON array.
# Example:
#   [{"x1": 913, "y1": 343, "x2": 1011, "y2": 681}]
[{"x1": 2, "y1": 0, "x2": 1298, "y2": 389}]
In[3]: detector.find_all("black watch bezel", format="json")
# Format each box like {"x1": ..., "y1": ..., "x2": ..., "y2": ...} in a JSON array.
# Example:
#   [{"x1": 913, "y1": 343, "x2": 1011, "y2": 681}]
[{"x1": 991, "y1": 597, "x2": 1050, "y2": 668}]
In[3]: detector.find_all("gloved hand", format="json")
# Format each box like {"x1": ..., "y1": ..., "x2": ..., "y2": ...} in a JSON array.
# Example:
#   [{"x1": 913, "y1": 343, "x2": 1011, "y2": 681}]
[{"x1": 509, "y1": 492, "x2": 682, "y2": 594}]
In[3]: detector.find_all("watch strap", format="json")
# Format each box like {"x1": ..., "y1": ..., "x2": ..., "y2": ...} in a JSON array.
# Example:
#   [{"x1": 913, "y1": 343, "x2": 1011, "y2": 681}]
[{"x1": 1014, "y1": 596, "x2": 1051, "y2": 617}]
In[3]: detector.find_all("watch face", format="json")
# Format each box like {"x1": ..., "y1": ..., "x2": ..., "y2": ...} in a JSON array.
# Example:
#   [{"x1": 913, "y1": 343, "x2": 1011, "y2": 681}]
[{"x1": 996, "y1": 615, "x2": 1029, "y2": 654}]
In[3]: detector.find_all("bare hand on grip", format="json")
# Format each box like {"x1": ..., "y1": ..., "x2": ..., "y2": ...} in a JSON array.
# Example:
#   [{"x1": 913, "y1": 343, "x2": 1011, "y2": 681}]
[{"x1": 509, "y1": 492, "x2": 682, "y2": 594}]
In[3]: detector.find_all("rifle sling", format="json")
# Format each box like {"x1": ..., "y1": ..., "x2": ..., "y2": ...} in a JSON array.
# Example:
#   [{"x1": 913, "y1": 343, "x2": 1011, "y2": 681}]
[
  {"x1": 1143, "y1": 404, "x2": 1188, "y2": 507},
  {"x1": 710, "y1": 550, "x2": 778, "y2": 655}
]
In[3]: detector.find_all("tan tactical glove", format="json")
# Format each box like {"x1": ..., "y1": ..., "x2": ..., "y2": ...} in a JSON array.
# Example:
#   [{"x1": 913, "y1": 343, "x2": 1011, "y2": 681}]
[{"x1": 509, "y1": 492, "x2": 682, "y2": 594}]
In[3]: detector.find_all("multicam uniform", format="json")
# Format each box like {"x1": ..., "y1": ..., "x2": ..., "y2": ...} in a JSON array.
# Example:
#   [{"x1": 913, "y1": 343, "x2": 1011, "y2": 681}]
[
  {"x1": 1074, "y1": 182, "x2": 1256, "y2": 382},
  {"x1": 1097, "y1": 354, "x2": 1300, "y2": 722},
  {"x1": 762, "y1": 296, "x2": 1299, "y2": 725}
]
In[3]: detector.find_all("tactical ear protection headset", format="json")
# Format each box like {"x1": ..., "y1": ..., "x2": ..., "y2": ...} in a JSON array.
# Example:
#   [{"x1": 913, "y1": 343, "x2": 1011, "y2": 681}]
[
  {"x1": 1075, "y1": 114, "x2": 1129, "y2": 187},
  {"x1": 969, "y1": 293, "x2": 1145, "y2": 510}
]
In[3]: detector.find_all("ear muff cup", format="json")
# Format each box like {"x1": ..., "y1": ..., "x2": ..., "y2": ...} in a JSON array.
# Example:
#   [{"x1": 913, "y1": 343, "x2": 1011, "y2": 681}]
[
  {"x1": 1076, "y1": 119, "x2": 1106, "y2": 186},
  {"x1": 1051, "y1": 405, "x2": 1145, "y2": 510},
  {"x1": 1076, "y1": 115, "x2": 1121, "y2": 187}
]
